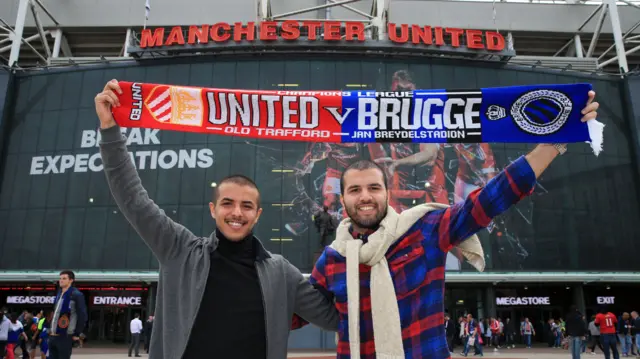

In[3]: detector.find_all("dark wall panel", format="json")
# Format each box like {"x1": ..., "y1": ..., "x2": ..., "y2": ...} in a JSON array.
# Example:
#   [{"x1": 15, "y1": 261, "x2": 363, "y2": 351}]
[{"x1": 0, "y1": 58, "x2": 638, "y2": 273}]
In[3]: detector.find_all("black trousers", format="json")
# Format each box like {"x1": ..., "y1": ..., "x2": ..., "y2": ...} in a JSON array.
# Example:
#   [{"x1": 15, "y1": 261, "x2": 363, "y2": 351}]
[{"x1": 48, "y1": 336, "x2": 73, "y2": 359}]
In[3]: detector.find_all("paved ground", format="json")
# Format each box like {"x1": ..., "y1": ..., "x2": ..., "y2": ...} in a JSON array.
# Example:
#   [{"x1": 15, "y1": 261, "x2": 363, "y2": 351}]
[{"x1": 31, "y1": 346, "x2": 627, "y2": 358}]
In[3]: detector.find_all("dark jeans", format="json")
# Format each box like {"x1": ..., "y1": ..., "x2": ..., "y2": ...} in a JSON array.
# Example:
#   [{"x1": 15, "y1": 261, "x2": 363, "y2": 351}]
[
  {"x1": 589, "y1": 335, "x2": 604, "y2": 352},
  {"x1": 0, "y1": 340, "x2": 7, "y2": 359},
  {"x1": 129, "y1": 333, "x2": 141, "y2": 356},
  {"x1": 602, "y1": 333, "x2": 620, "y2": 359},
  {"x1": 49, "y1": 336, "x2": 73, "y2": 359}
]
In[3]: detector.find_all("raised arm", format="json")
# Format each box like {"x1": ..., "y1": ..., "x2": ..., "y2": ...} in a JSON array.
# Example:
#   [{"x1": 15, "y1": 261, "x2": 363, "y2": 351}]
[
  {"x1": 288, "y1": 259, "x2": 339, "y2": 332},
  {"x1": 291, "y1": 250, "x2": 335, "y2": 331},
  {"x1": 96, "y1": 79, "x2": 195, "y2": 263},
  {"x1": 426, "y1": 91, "x2": 600, "y2": 251}
]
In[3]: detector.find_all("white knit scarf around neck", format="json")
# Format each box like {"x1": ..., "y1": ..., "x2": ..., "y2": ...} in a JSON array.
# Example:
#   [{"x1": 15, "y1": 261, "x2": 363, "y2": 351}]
[{"x1": 330, "y1": 203, "x2": 485, "y2": 358}]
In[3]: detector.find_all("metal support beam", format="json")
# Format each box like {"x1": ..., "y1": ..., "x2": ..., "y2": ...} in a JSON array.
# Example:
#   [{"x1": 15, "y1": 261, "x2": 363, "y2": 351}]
[
  {"x1": 370, "y1": 0, "x2": 389, "y2": 40},
  {"x1": 605, "y1": 0, "x2": 629, "y2": 73},
  {"x1": 0, "y1": 32, "x2": 48, "y2": 53},
  {"x1": 123, "y1": 28, "x2": 132, "y2": 57},
  {"x1": 574, "y1": 34, "x2": 584, "y2": 58},
  {"x1": 598, "y1": 19, "x2": 640, "y2": 61},
  {"x1": 51, "y1": 28, "x2": 62, "y2": 57},
  {"x1": 553, "y1": 3, "x2": 603, "y2": 57},
  {"x1": 272, "y1": 0, "x2": 361, "y2": 20},
  {"x1": 8, "y1": 0, "x2": 29, "y2": 67},
  {"x1": 327, "y1": 0, "x2": 372, "y2": 19},
  {"x1": 586, "y1": 4, "x2": 607, "y2": 58},
  {"x1": 598, "y1": 44, "x2": 640, "y2": 69},
  {"x1": 29, "y1": 0, "x2": 51, "y2": 59}
]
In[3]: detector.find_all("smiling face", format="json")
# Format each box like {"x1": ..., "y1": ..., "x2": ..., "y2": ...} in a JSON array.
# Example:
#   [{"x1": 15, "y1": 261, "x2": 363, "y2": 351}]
[
  {"x1": 209, "y1": 182, "x2": 262, "y2": 241},
  {"x1": 340, "y1": 167, "x2": 388, "y2": 233}
]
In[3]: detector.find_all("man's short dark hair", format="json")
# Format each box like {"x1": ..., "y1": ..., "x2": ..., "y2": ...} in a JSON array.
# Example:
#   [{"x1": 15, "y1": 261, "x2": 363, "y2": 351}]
[
  {"x1": 59, "y1": 270, "x2": 75, "y2": 281},
  {"x1": 340, "y1": 160, "x2": 388, "y2": 195},
  {"x1": 212, "y1": 174, "x2": 261, "y2": 208}
]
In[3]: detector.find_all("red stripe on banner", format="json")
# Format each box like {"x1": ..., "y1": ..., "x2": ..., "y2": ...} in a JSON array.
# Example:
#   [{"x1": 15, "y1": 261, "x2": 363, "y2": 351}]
[{"x1": 111, "y1": 81, "x2": 344, "y2": 142}]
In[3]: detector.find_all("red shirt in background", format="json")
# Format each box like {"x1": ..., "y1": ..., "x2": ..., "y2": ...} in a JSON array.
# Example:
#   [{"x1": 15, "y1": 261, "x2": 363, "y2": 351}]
[{"x1": 595, "y1": 312, "x2": 618, "y2": 334}]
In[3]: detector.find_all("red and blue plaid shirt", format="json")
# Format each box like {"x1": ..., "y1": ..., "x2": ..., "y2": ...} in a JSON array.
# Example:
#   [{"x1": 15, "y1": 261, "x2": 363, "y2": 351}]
[{"x1": 293, "y1": 155, "x2": 537, "y2": 359}]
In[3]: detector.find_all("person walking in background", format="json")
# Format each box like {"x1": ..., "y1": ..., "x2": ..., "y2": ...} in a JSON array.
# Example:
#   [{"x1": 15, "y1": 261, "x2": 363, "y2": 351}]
[
  {"x1": 6, "y1": 315, "x2": 27, "y2": 359},
  {"x1": 565, "y1": 305, "x2": 587, "y2": 359},
  {"x1": 504, "y1": 317, "x2": 515, "y2": 349},
  {"x1": 521, "y1": 317, "x2": 535, "y2": 348},
  {"x1": 618, "y1": 312, "x2": 633, "y2": 357},
  {"x1": 314, "y1": 206, "x2": 336, "y2": 248},
  {"x1": 128, "y1": 313, "x2": 142, "y2": 357},
  {"x1": 595, "y1": 307, "x2": 620, "y2": 359},
  {"x1": 143, "y1": 315, "x2": 153, "y2": 354},
  {"x1": 444, "y1": 314, "x2": 456, "y2": 353},
  {"x1": 0, "y1": 309, "x2": 9, "y2": 359},
  {"x1": 631, "y1": 311, "x2": 640, "y2": 356},
  {"x1": 589, "y1": 314, "x2": 604, "y2": 354},
  {"x1": 48, "y1": 271, "x2": 87, "y2": 359}
]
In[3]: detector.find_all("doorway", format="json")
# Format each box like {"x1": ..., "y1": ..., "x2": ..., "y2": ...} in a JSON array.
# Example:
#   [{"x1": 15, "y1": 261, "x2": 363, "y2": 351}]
[{"x1": 87, "y1": 307, "x2": 146, "y2": 344}]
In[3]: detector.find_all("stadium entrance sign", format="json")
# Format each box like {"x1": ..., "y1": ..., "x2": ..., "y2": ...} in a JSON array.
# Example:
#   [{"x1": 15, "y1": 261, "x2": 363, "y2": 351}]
[{"x1": 134, "y1": 21, "x2": 507, "y2": 55}]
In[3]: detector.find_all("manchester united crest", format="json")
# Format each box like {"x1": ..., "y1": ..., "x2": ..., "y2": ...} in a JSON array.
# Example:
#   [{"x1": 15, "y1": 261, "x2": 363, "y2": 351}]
[{"x1": 58, "y1": 314, "x2": 70, "y2": 329}]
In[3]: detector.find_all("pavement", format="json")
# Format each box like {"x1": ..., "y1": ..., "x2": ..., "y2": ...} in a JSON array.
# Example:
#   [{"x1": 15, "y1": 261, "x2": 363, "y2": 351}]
[{"x1": 29, "y1": 345, "x2": 631, "y2": 358}]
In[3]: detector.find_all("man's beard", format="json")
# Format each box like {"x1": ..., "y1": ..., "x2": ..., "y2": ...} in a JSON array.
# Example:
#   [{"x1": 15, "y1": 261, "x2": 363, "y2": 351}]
[{"x1": 345, "y1": 202, "x2": 388, "y2": 230}]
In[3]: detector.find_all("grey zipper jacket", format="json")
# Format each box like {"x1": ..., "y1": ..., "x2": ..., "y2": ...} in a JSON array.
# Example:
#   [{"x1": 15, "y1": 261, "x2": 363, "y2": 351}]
[{"x1": 99, "y1": 125, "x2": 339, "y2": 359}]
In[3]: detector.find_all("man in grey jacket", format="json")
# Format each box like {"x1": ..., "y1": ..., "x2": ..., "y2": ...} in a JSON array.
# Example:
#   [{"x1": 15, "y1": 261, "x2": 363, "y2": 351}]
[{"x1": 95, "y1": 79, "x2": 338, "y2": 359}]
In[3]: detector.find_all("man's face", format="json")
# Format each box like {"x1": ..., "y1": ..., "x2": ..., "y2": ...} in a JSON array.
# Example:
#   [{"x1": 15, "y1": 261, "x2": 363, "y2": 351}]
[
  {"x1": 340, "y1": 168, "x2": 388, "y2": 232},
  {"x1": 209, "y1": 182, "x2": 262, "y2": 241},
  {"x1": 59, "y1": 274, "x2": 72, "y2": 288}
]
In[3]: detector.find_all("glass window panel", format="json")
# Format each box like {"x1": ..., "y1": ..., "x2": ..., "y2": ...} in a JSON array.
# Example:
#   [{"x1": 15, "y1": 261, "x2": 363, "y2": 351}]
[
  {"x1": 229, "y1": 142, "x2": 256, "y2": 178},
  {"x1": 309, "y1": 60, "x2": 336, "y2": 90},
  {"x1": 254, "y1": 203, "x2": 282, "y2": 255},
  {"x1": 38, "y1": 110, "x2": 60, "y2": 153},
  {"x1": 284, "y1": 61, "x2": 310, "y2": 90},
  {"x1": 155, "y1": 145, "x2": 183, "y2": 205},
  {"x1": 19, "y1": 209, "x2": 45, "y2": 268},
  {"x1": 55, "y1": 109, "x2": 79, "y2": 151},
  {"x1": 37, "y1": 208, "x2": 64, "y2": 269},
  {"x1": 27, "y1": 75, "x2": 47, "y2": 113},
  {"x1": 254, "y1": 141, "x2": 283, "y2": 203},
  {"x1": 79, "y1": 70, "x2": 104, "y2": 109},
  {"x1": 0, "y1": 211, "x2": 8, "y2": 267},
  {"x1": 43, "y1": 73, "x2": 66, "y2": 112},
  {"x1": 178, "y1": 205, "x2": 204, "y2": 236},
  {"x1": 0, "y1": 155, "x2": 18, "y2": 209},
  {"x1": 20, "y1": 112, "x2": 42, "y2": 154},
  {"x1": 13, "y1": 77, "x2": 31, "y2": 115},
  {"x1": 58, "y1": 208, "x2": 85, "y2": 268},
  {"x1": 61, "y1": 71, "x2": 84, "y2": 110},
  {"x1": 1, "y1": 210, "x2": 27, "y2": 269},
  {"x1": 78, "y1": 207, "x2": 108, "y2": 269},
  {"x1": 103, "y1": 209, "x2": 132, "y2": 269},
  {"x1": 178, "y1": 145, "x2": 209, "y2": 205},
  {"x1": 335, "y1": 60, "x2": 362, "y2": 90},
  {"x1": 10, "y1": 154, "x2": 34, "y2": 209}
]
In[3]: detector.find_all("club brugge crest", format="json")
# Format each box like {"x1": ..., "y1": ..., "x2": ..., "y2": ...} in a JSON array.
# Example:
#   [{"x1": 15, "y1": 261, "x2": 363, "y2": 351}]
[
  {"x1": 510, "y1": 90, "x2": 573, "y2": 135},
  {"x1": 58, "y1": 314, "x2": 70, "y2": 329}
]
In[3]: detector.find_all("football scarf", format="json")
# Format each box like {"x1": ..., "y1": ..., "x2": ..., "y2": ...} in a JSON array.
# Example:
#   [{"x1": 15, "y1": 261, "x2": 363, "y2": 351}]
[{"x1": 111, "y1": 81, "x2": 604, "y2": 155}]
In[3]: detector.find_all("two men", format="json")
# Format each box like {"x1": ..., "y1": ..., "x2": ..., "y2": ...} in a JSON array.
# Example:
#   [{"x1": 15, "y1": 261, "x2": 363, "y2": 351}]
[
  {"x1": 297, "y1": 93, "x2": 599, "y2": 358},
  {"x1": 96, "y1": 80, "x2": 338, "y2": 359}
]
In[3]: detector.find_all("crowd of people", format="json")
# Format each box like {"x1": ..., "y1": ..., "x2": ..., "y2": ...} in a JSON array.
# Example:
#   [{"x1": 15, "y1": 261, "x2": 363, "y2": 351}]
[{"x1": 443, "y1": 308, "x2": 640, "y2": 359}]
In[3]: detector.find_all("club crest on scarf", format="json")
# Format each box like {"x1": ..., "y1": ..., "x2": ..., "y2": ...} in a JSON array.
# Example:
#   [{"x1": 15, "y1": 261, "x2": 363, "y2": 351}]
[
  {"x1": 485, "y1": 89, "x2": 573, "y2": 136},
  {"x1": 143, "y1": 84, "x2": 204, "y2": 127}
]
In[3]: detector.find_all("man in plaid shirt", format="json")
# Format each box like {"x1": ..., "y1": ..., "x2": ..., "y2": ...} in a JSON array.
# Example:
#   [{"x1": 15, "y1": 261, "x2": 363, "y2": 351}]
[{"x1": 293, "y1": 92, "x2": 599, "y2": 359}]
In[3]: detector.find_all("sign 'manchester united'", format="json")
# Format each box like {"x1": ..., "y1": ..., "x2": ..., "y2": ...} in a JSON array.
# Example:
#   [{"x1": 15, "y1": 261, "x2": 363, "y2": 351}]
[{"x1": 139, "y1": 21, "x2": 506, "y2": 52}]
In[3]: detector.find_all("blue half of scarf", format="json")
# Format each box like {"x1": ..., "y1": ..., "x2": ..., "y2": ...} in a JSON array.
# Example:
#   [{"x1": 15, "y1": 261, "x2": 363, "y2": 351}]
[{"x1": 339, "y1": 83, "x2": 603, "y2": 155}]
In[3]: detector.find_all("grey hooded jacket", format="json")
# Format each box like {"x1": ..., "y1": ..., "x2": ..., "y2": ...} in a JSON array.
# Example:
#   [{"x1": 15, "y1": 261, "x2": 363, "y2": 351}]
[{"x1": 99, "y1": 125, "x2": 339, "y2": 359}]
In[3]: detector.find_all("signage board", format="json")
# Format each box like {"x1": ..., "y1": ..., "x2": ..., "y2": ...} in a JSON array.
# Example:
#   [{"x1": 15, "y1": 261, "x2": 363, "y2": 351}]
[
  {"x1": 597, "y1": 296, "x2": 614, "y2": 304},
  {"x1": 92, "y1": 296, "x2": 143, "y2": 306},
  {"x1": 128, "y1": 21, "x2": 514, "y2": 58},
  {"x1": 496, "y1": 296, "x2": 551, "y2": 306},
  {"x1": 6, "y1": 295, "x2": 56, "y2": 305}
]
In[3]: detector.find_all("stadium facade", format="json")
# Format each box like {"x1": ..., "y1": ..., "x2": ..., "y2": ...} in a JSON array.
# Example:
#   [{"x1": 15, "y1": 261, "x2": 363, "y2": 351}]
[{"x1": 0, "y1": 0, "x2": 640, "y2": 349}]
